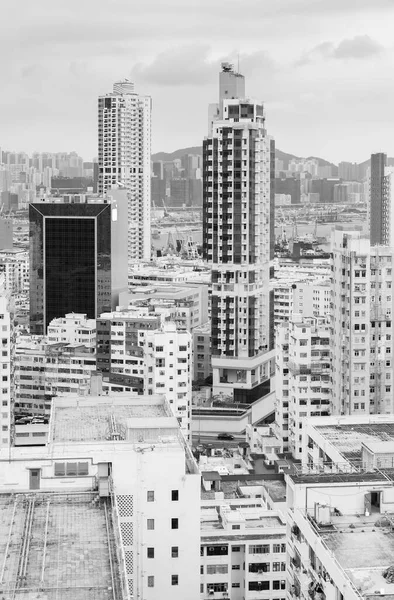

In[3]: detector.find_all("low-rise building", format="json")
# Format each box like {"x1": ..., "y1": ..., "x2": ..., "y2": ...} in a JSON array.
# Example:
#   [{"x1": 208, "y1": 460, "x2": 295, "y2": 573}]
[
  {"x1": 0, "y1": 394, "x2": 201, "y2": 600},
  {"x1": 200, "y1": 499, "x2": 287, "y2": 600},
  {"x1": 275, "y1": 316, "x2": 330, "y2": 456},
  {"x1": 287, "y1": 414, "x2": 394, "y2": 600},
  {"x1": 96, "y1": 307, "x2": 162, "y2": 392},
  {"x1": 144, "y1": 322, "x2": 192, "y2": 439},
  {"x1": 47, "y1": 313, "x2": 96, "y2": 348},
  {"x1": 122, "y1": 282, "x2": 209, "y2": 332},
  {"x1": 14, "y1": 341, "x2": 97, "y2": 415}
]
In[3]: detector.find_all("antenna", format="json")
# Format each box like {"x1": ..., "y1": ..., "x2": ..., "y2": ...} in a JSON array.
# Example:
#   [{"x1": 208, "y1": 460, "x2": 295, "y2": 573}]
[{"x1": 237, "y1": 52, "x2": 240, "y2": 74}]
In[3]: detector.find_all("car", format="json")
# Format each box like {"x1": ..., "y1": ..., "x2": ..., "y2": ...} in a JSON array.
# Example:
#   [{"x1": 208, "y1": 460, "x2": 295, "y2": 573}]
[
  {"x1": 217, "y1": 433, "x2": 235, "y2": 441},
  {"x1": 31, "y1": 417, "x2": 46, "y2": 424}
]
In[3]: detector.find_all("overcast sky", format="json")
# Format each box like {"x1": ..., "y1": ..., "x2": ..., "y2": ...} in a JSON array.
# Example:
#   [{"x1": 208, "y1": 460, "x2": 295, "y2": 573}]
[{"x1": 1, "y1": 0, "x2": 394, "y2": 163}]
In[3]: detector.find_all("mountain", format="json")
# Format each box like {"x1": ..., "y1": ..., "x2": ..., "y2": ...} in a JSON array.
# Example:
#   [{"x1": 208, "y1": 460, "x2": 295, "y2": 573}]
[
  {"x1": 152, "y1": 146, "x2": 336, "y2": 169},
  {"x1": 152, "y1": 146, "x2": 202, "y2": 162}
]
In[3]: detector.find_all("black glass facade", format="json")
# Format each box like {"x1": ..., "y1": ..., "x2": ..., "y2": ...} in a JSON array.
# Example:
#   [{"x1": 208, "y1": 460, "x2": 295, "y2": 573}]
[
  {"x1": 29, "y1": 202, "x2": 116, "y2": 335},
  {"x1": 45, "y1": 218, "x2": 96, "y2": 326}
]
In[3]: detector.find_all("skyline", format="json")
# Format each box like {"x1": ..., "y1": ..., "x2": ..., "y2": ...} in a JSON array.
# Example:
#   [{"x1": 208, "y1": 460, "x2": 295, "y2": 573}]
[{"x1": 1, "y1": 0, "x2": 394, "y2": 163}]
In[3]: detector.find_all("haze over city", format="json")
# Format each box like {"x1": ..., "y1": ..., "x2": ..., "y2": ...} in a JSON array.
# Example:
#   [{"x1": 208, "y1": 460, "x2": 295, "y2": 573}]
[{"x1": 2, "y1": 0, "x2": 394, "y2": 162}]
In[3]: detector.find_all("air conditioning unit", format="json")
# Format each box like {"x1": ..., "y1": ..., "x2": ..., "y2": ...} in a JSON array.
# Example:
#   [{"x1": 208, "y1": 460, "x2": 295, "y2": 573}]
[{"x1": 314, "y1": 502, "x2": 331, "y2": 526}]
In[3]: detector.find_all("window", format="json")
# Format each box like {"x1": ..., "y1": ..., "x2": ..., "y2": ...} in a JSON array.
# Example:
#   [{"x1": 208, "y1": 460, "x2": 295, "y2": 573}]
[
  {"x1": 147, "y1": 519, "x2": 154, "y2": 530},
  {"x1": 148, "y1": 576, "x2": 154, "y2": 587},
  {"x1": 249, "y1": 581, "x2": 270, "y2": 591},
  {"x1": 207, "y1": 546, "x2": 228, "y2": 556},
  {"x1": 232, "y1": 583, "x2": 240, "y2": 588},
  {"x1": 171, "y1": 575, "x2": 178, "y2": 586},
  {"x1": 232, "y1": 546, "x2": 241, "y2": 552},
  {"x1": 207, "y1": 583, "x2": 228, "y2": 593},
  {"x1": 273, "y1": 580, "x2": 286, "y2": 590},
  {"x1": 249, "y1": 544, "x2": 270, "y2": 554},
  {"x1": 172, "y1": 546, "x2": 178, "y2": 558},
  {"x1": 171, "y1": 490, "x2": 179, "y2": 501},
  {"x1": 54, "y1": 462, "x2": 88, "y2": 477},
  {"x1": 249, "y1": 563, "x2": 270, "y2": 573},
  {"x1": 200, "y1": 565, "x2": 204, "y2": 575},
  {"x1": 232, "y1": 565, "x2": 240, "y2": 570},
  {"x1": 147, "y1": 490, "x2": 154, "y2": 502},
  {"x1": 171, "y1": 518, "x2": 178, "y2": 529},
  {"x1": 207, "y1": 565, "x2": 228, "y2": 574},
  {"x1": 232, "y1": 524, "x2": 240, "y2": 530},
  {"x1": 147, "y1": 548, "x2": 154, "y2": 558}
]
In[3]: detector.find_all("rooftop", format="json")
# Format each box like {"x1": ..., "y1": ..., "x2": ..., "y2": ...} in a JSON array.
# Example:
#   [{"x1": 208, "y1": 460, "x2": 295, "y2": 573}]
[
  {"x1": 316, "y1": 512, "x2": 394, "y2": 598},
  {"x1": 51, "y1": 395, "x2": 172, "y2": 443},
  {"x1": 316, "y1": 421, "x2": 394, "y2": 464},
  {"x1": 200, "y1": 503, "x2": 285, "y2": 537},
  {"x1": 0, "y1": 492, "x2": 123, "y2": 600}
]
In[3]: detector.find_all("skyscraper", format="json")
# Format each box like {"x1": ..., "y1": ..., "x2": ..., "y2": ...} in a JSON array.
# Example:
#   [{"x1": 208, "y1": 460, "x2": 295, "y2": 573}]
[
  {"x1": 98, "y1": 79, "x2": 151, "y2": 261},
  {"x1": 369, "y1": 152, "x2": 392, "y2": 245},
  {"x1": 203, "y1": 63, "x2": 275, "y2": 404},
  {"x1": 29, "y1": 189, "x2": 128, "y2": 335}
]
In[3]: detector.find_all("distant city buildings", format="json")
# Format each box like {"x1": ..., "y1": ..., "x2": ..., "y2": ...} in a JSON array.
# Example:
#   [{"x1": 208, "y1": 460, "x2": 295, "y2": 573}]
[
  {"x1": 203, "y1": 63, "x2": 275, "y2": 404},
  {"x1": 98, "y1": 79, "x2": 152, "y2": 261}
]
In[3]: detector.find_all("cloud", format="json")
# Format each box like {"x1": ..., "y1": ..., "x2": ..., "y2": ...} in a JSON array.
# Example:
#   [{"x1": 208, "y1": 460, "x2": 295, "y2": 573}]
[
  {"x1": 130, "y1": 46, "x2": 277, "y2": 87},
  {"x1": 333, "y1": 35, "x2": 384, "y2": 59},
  {"x1": 296, "y1": 35, "x2": 385, "y2": 65}
]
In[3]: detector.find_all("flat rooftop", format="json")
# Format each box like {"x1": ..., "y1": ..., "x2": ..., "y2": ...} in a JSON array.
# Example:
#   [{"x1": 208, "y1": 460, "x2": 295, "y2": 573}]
[
  {"x1": 51, "y1": 395, "x2": 171, "y2": 443},
  {"x1": 0, "y1": 492, "x2": 123, "y2": 600},
  {"x1": 318, "y1": 513, "x2": 394, "y2": 598},
  {"x1": 316, "y1": 421, "x2": 394, "y2": 464},
  {"x1": 201, "y1": 507, "x2": 284, "y2": 535}
]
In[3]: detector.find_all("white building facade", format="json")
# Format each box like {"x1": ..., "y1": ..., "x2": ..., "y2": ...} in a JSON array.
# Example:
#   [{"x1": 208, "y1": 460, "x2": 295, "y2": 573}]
[
  {"x1": 98, "y1": 80, "x2": 151, "y2": 261},
  {"x1": 144, "y1": 322, "x2": 192, "y2": 440},
  {"x1": 331, "y1": 227, "x2": 394, "y2": 416},
  {"x1": 47, "y1": 313, "x2": 96, "y2": 348},
  {"x1": 275, "y1": 317, "x2": 330, "y2": 456}
]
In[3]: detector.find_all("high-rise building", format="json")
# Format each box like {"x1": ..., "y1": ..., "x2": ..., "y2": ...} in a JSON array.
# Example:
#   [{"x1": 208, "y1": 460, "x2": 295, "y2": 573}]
[
  {"x1": 203, "y1": 63, "x2": 275, "y2": 404},
  {"x1": 29, "y1": 189, "x2": 128, "y2": 335},
  {"x1": 368, "y1": 152, "x2": 394, "y2": 246},
  {"x1": 98, "y1": 79, "x2": 151, "y2": 261},
  {"x1": 331, "y1": 226, "x2": 394, "y2": 416}
]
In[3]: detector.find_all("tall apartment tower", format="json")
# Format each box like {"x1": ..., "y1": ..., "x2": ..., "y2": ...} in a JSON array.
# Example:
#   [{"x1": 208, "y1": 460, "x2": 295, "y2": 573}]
[
  {"x1": 29, "y1": 190, "x2": 128, "y2": 335},
  {"x1": 98, "y1": 80, "x2": 151, "y2": 262},
  {"x1": 331, "y1": 226, "x2": 394, "y2": 416},
  {"x1": 368, "y1": 152, "x2": 394, "y2": 245},
  {"x1": 203, "y1": 64, "x2": 275, "y2": 404}
]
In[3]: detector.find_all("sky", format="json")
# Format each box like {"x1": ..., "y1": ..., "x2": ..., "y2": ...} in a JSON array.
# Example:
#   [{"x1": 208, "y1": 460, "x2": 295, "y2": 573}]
[{"x1": 1, "y1": 0, "x2": 394, "y2": 163}]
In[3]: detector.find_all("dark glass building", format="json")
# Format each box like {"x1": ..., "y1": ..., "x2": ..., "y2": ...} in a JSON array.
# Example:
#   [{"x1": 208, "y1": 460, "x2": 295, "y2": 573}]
[{"x1": 29, "y1": 192, "x2": 128, "y2": 335}]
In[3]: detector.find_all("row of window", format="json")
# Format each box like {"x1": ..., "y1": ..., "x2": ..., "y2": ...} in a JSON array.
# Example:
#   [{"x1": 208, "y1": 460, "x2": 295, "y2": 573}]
[
  {"x1": 147, "y1": 546, "x2": 179, "y2": 558},
  {"x1": 148, "y1": 575, "x2": 178, "y2": 587},
  {"x1": 200, "y1": 543, "x2": 286, "y2": 556},
  {"x1": 200, "y1": 562, "x2": 286, "y2": 574},
  {"x1": 147, "y1": 490, "x2": 178, "y2": 502},
  {"x1": 147, "y1": 518, "x2": 178, "y2": 530}
]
